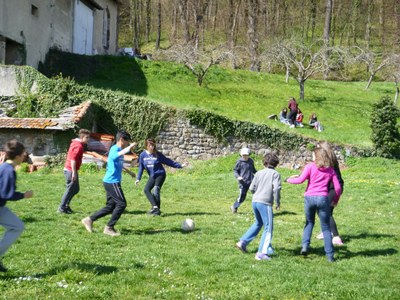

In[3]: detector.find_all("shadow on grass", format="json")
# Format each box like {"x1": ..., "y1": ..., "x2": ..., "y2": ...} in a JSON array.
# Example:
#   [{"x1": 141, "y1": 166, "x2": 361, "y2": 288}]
[
  {"x1": 123, "y1": 228, "x2": 191, "y2": 235},
  {"x1": 124, "y1": 210, "x2": 149, "y2": 215},
  {"x1": 162, "y1": 212, "x2": 221, "y2": 217},
  {"x1": 11, "y1": 262, "x2": 129, "y2": 279},
  {"x1": 337, "y1": 247, "x2": 398, "y2": 260},
  {"x1": 275, "y1": 211, "x2": 297, "y2": 217},
  {"x1": 344, "y1": 233, "x2": 395, "y2": 241},
  {"x1": 307, "y1": 96, "x2": 327, "y2": 104}
]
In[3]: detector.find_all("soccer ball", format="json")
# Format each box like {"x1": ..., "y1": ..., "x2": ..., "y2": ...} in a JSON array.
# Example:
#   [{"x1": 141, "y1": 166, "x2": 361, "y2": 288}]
[{"x1": 181, "y1": 218, "x2": 195, "y2": 232}]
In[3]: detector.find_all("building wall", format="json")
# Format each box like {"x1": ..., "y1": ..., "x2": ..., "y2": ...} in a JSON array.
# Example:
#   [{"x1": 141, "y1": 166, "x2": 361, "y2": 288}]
[{"x1": 0, "y1": 0, "x2": 119, "y2": 68}]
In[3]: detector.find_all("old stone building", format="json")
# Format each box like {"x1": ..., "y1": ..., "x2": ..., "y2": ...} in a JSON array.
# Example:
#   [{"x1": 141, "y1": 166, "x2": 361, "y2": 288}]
[{"x1": 0, "y1": 0, "x2": 121, "y2": 68}]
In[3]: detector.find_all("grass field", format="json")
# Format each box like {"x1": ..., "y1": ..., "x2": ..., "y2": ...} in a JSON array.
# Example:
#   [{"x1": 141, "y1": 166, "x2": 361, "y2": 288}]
[
  {"x1": 67, "y1": 56, "x2": 399, "y2": 148},
  {"x1": 0, "y1": 155, "x2": 398, "y2": 299}
]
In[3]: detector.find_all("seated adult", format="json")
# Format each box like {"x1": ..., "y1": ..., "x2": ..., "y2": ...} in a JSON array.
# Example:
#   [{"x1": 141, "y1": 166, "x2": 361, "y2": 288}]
[
  {"x1": 309, "y1": 113, "x2": 323, "y2": 132},
  {"x1": 279, "y1": 108, "x2": 289, "y2": 124}
]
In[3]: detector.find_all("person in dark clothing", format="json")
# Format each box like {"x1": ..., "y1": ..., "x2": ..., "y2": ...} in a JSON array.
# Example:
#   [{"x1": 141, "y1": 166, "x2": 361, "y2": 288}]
[
  {"x1": 82, "y1": 131, "x2": 136, "y2": 236},
  {"x1": 287, "y1": 97, "x2": 298, "y2": 128},
  {"x1": 0, "y1": 140, "x2": 33, "y2": 272},
  {"x1": 135, "y1": 139, "x2": 184, "y2": 216},
  {"x1": 231, "y1": 147, "x2": 257, "y2": 213}
]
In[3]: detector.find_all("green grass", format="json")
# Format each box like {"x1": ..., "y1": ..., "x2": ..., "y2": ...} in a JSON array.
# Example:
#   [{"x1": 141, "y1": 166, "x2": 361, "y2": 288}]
[
  {"x1": 0, "y1": 156, "x2": 398, "y2": 299},
  {"x1": 68, "y1": 56, "x2": 398, "y2": 148}
]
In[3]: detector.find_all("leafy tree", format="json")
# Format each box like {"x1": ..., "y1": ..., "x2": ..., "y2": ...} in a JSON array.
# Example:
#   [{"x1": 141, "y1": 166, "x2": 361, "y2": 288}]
[{"x1": 370, "y1": 96, "x2": 400, "y2": 158}]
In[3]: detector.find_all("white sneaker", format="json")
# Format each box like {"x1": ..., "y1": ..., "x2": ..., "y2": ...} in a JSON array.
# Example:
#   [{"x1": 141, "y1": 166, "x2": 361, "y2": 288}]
[
  {"x1": 81, "y1": 217, "x2": 93, "y2": 233},
  {"x1": 289, "y1": 124, "x2": 295, "y2": 128},
  {"x1": 104, "y1": 226, "x2": 120, "y2": 237},
  {"x1": 332, "y1": 236, "x2": 344, "y2": 245},
  {"x1": 316, "y1": 232, "x2": 324, "y2": 239}
]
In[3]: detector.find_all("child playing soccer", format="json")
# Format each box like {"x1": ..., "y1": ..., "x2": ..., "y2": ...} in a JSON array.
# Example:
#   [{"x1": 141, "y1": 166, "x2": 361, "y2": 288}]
[
  {"x1": 230, "y1": 147, "x2": 257, "y2": 213},
  {"x1": 235, "y1": 152, "x2": 281, "y2": 260},
  {"x1": 0, "y1": 140, "x2": 33, "y2": 272}
]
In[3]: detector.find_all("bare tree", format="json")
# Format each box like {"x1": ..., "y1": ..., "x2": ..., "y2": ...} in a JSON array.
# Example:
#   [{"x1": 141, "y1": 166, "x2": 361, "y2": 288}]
[
  {"x1": 163, "y1": 43, "x2": 233, "y2": 86},
  {"x1": 247, "y1": 0, "x2": 260, "y2": 71},
  {"x1": 269, "y1": 40, "x2": 344, "y2": 100},
  {"x1": 351, "y1": 46, "x2": 393, "y2": 89},
  {"x1": 155, "y1": 0, "x2": 161, "y2": 49}
]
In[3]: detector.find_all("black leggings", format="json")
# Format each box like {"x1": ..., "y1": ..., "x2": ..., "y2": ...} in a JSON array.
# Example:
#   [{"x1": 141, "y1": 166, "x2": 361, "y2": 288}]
[{"x1": 144, "y1": 174, "x2": 166, "y2": 209}]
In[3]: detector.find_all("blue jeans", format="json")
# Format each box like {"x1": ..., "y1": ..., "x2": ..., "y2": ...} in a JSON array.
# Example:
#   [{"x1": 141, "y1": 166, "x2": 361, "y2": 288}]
[
  {"x1": 302, "y1": 196, "x2": 334, "y2": 259},
  {"x1": 240, "y1": 202, "x2": 273, "y2": 254}
]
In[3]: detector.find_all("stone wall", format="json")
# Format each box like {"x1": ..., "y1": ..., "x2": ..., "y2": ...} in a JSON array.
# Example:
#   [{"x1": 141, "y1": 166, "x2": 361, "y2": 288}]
[{"x1": 156, "y1": 117, "x2": 347, "y2": 168}]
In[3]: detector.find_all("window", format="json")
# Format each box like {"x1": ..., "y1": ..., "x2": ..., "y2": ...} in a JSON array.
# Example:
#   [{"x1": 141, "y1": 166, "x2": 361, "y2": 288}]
[{"x1": 31, "y1": 5, "x2": 38, "y2": 17}]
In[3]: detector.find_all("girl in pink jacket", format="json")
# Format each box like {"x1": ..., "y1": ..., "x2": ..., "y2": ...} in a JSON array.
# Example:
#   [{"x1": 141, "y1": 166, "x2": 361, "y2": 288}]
[{"x1": 286, "y1": 147, "x2": 342, "y2": 262}]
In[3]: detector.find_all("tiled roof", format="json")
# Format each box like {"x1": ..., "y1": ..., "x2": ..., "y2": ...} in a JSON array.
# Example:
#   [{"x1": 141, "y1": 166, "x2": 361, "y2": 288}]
[{"x1": 0, "y1": 101, "x2": 91, "y2": 130}]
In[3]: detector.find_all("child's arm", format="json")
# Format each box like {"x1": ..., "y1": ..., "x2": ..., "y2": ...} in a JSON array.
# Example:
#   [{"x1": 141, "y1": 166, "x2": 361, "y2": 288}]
[
  {"x1": 273, "y1": 173, "x2": 282, "y2": 210},
  {"x1": 331, "y1": 173, "x2": 342, "y2": 206}
]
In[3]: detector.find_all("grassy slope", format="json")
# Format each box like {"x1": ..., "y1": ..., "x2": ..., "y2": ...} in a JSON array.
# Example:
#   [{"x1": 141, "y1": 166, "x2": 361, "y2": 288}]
[
  {"x1": 72, "y1": 56, "x2": 397, "y2": 147},
  {"x1": 0, "y1": 156, "x2": 398, "y2": 299}
]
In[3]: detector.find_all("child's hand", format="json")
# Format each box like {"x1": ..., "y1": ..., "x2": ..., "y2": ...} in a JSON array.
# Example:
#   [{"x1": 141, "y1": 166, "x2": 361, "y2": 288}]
[
  {"x1": 135, "y1": 180, "x2": 140, "y2": 186},
  {"x1": 237, "y1": 176, "x2": 243, "y2": 181},
  {"x1": 24, "y1": 190, "x2": 33, "y2": 198}
]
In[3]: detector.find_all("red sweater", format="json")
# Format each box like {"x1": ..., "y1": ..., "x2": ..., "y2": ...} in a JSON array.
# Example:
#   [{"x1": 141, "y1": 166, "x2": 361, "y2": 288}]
[{"x1": 64, "y1": 139, "x2": 85, "y2": 171}]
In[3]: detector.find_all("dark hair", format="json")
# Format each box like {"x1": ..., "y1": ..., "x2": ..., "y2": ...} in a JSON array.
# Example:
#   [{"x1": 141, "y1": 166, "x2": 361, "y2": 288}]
[
  {"x1": 5, "y1": 140, "x2": 25, "y2": 160},
  {"x1": 116, "y1": 130, "x2": 131, "y2": 142},
  {"x1": 78, "y1": 129, "x2": 91, "y2": 139},
  {"x1": 145, "y1": 138, "x2": 158, "y2": 155},
  {"x1": 263, "y1": 152, "x2": 279, "y2": 168}
]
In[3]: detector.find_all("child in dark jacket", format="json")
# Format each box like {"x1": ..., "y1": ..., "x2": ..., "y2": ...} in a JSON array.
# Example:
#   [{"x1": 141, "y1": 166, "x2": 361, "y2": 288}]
[
  {"x1": 0, "y1": 140, "x2": 33, "y2": 272},
  {"x1": 231, "y1": 147, "x2": 257, "y2": 213}
]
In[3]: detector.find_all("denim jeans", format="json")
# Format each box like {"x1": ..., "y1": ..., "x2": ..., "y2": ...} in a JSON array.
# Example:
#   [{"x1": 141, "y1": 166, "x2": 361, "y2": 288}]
[
  {"x1": 59, "y1": 169, "x2": 80, "y2": 209},
  {"x1": 302, "y1": 195, "x2": 334, "y2": 259},
  {"x1": 240, "y1": 202, "x2": 273, "y2": 254}
]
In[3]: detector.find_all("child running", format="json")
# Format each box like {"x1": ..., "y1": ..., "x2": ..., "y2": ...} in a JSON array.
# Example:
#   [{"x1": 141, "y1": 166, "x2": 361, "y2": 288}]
[
  {"x1": 0, "y1": 140, "x2": 33, "y2": 272},
  {"x1": 286, "y1": 147, "x2": 342, "y2": 262},
  {"x1": 236, "y1": 152, "x2": 281, "y2": 260},
  {"x1": 82, "y1": 131, "x2": 136, "y2": 236},
  {"x1": 231, "y1": 147, "x2": 257, "y2": 213}
]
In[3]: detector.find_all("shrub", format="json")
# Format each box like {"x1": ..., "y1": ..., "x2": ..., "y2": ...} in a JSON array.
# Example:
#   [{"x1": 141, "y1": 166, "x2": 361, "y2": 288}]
[
  {"x1": 44, "y1": 153, "x2": 66, "y2": 168},
  {"x1": 370, "y1": 96, "x2": 400, "y2": 158}
]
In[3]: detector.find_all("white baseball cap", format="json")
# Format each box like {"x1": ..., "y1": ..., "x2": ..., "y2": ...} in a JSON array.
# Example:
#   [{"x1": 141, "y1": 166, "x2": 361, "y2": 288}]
[{"x1": 240, "y1": 147, "x2": 250, "y2": 156}]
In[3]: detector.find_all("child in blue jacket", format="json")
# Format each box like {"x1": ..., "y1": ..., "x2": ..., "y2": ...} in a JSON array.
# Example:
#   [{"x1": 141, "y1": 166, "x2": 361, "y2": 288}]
[
  {"x1": 0, "y1": 140, "x2": 33, "y2": 272},
  {"x1": 135, "y1": 139, "x2": 183, "y2": 216}
]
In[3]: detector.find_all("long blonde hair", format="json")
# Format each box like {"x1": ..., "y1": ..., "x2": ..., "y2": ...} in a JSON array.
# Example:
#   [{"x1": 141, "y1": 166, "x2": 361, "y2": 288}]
[{"x1": 313, "y1": 147, "x2": 332, "y2": 168}]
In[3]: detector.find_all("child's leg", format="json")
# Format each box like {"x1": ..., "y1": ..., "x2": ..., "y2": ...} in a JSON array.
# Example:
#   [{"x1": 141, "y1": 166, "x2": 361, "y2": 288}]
[
  {"x1": 239, "y1": 202, "x2": 263, "y2": 245},
  {"x1": 258, "y1": 205, "x2": 273, "y2": 254},
  {"x1": 0, "y1": 207, "x2": 25, "y2": 257},
  {"x1": 144, "y1": 177, "x2": 158, "y2": 207},
  {"x1": 152, "y1": 175, "x2": 166, "y2": 209},
  {"x1": 232, "y1": 184, "x2": 249, "y2": 210}
]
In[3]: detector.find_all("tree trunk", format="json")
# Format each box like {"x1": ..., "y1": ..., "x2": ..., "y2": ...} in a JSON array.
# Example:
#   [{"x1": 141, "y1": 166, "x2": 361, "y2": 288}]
[
  {"x1": 179, "y1": 0, "x2": 190, "y2": 44},
  {"x1": 366, "y1": 74, "x2": 374, "y2": 89},
  {"x1": 145, "y1": 0, "x2": 151, "y2": 44},
  {"x1": 299, "y1": 79, "x2": 305, "y2": 100},
  {"x1": 379, "y1": 0, "x2": 386, "y2": 46},
  {"x1": 131, "y1": 0, "x2": 140, "y2": 50},
  {"x1": 396, "y1": 0, "x2": 400, "y2": 45},
  {"x1": 310, "y1": 0, "x2": 317, "y2": 41},
  {"x1": 323, "y1": 0, "x2": 332, "y2": 45},
  {"x1": 394, "y1": 81, "x2": 399, "y2": 105},
  {"x1": 285, "y1": 65, "x2": 290, "y2": 83},
  {"x1": 247, "y1": 0, "x2": 260, "y2": 72},
  {"x1": 155, "y1": 0, "x2": 161, "y2": 49},
  {"x1": 364, "y1": 0, "x2": 373, "y2": 49},
  {"x1": 170, "y1": 0, "x2": 178, "y2": 44}
]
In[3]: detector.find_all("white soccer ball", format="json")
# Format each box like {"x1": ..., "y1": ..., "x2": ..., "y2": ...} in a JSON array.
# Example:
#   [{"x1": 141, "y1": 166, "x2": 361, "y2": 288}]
[{"x1": 181, "y1": 218, "x2": 195, "y2": 232}]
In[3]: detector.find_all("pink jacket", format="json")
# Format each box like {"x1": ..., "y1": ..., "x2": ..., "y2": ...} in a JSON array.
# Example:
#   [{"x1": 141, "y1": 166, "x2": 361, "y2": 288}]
[{"x1": 287, "y1": 163, "x2": 342, "y2": 204}]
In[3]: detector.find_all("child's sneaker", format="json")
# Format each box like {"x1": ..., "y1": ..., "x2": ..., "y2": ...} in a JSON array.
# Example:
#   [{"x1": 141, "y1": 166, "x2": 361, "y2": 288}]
[
  {"x1": 235, "y1": 241, "x2": 247, "y2": 253},
  {"x1": 316, "y1": 232, "x2": 324, "y2": 239},
  {"x1": 332, "y1": 236, "x2": 344, "y2": 245},
  {"x1": 255, "y1": 252, "x2": 271, "y2": 261},
  {"x1": 230, "y1": 205, "x2": 237, "y2": 213}
]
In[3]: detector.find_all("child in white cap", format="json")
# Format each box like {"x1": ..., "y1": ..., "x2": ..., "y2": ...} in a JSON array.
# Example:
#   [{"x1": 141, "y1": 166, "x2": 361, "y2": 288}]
[{"x1": 230, "y1": 147, "x2": 257, "y2": 213}]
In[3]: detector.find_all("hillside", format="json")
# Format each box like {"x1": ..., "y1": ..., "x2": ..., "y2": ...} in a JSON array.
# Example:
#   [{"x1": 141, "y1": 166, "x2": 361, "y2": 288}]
[{"x1": 40, "y1": 53, "x2": 398, "y2": 148}]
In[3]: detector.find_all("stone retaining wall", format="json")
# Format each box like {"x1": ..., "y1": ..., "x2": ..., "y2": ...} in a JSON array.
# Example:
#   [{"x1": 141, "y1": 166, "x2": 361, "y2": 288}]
[{"x1": 157, "y1": 118, "x2": 347, "y2": 168}]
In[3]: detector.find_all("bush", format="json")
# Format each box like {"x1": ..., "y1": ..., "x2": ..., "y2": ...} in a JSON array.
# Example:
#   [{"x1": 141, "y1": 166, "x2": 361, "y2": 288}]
[
  {"x1": 44, "y1": 153, "x2": 66, "y2": 168},
  {"x1": 370, "y1": 96, "x2": 400, "y2": 159}
]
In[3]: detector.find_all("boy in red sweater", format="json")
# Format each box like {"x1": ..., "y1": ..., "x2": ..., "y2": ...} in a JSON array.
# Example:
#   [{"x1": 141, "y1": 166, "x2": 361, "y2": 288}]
[{"x1": 58, "y1": 129, "x2": 90, "y2": 214}]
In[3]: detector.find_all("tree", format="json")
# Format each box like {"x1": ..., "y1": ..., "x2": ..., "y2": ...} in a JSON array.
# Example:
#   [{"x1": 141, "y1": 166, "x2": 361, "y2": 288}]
[
  {"x1": 370, "y1": 96, "x2": 400, "y2": 158},
  {"x1": 162, "y1": 43, "x2": 232, "y2": 86},
  {"x1": 351, "y1": 46, "x2": 393, "y2": 89},
  {"x1": 267, "y1": 39, "x2": 344, "y2": 100},
  {"x1": 247, "y1": 0, "x2": 260, "y2": 71}
]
